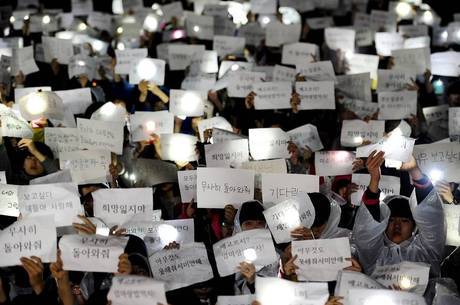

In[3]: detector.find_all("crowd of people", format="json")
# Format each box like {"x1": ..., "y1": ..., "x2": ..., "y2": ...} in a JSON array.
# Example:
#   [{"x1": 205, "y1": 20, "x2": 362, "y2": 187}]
[{"x1": 0, "y1": 0, "x2": 460, "y2": 304}]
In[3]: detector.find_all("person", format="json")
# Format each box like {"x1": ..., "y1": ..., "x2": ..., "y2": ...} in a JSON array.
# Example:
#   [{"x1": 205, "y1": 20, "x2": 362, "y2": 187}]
[{"x1": 353, "y1": 151, "x2": 445, "y2": 277}]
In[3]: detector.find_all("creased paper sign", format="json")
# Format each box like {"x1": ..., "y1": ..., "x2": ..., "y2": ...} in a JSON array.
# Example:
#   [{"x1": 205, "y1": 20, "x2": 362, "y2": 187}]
[
  {"x1": 296, "y1": 81, "x2": 335, "y2": 110},
  {"x1": 347, "y1": 289, "x2": 427, "y2": 305},
  {"x1": 59, "y1": 234, "x2": 128, "y2": 273},
  {"x1": 341, "y1": 98, "x2": 378, "y2": 120},
  {"x1": 11, "y1": 46, "x2": 38, "y2": 76},
  {"x1": 340, "y1": 120, "x2": 385, "y2": 147},
  {"x1": 213, "y1": 35, "x2": 246, "y2": 57},
  {"x1": 185, "y1": 13, "x2": 214, "y2": 40},
  {"x1": 114, "y1": 48, "x2": 148, "y2": 75},
  {"x1": 217, "y1": 295, "x2": 255, "y2": 305},
  {"x1": 371, "y1": 261, "x2": 430, "y2": 295},
  {"x1": 413, "y1": 143, "x2": 460, "y2": 182},
  {"x1": 77, "y1": 118, "x2": 124, "y2": 154},
  {"x1": 423, "y1": 105, "x2": 449, "y2": 125},
  {"x1": 315, "y1": 151, "x2": 355, "y2": 176},
  {"x1": 282, "y1": 42, "x2": 318, "y2": 66},
  {"x1": 227, "y1": 71, "x2": 265, "y2": 98},
  {"x1": 169, "y1": 89, "x2": 205, "y2": 117},
  {"x1": 375, "y1": 32, "x2": 404, "y2": 57},
  {"x1": 346, "y1": 54, "x2": 379, "y2": 80},
  {"x1": 256, "y1": 277, "x2": 329, "y2": 305},
  {"x1": 0, "y1": 113, "x2": 33, "y2": 138},
  {"x1": 350, "y1": 174, "x2": 400, "y2": 206},
  {"x1": 392, "y1": 47, "x2": 431, "y2": 75},
  {"x1": 292, "y1": 237, "x2": 351, "y2": 281},
  {"x1": 263, "y1": 195, "x2": 316, "y2": 243},
  {"x1": 335, "y1": 270, "x2": 383, "y2": 299},
  {"x1": 0, "y1": 215, "x2": 56, "y2": 267},
  {"x1": 42, "y1": 36, "x2": 74, "y2": 64},
  {"x1": 296, "y1": 61, "x2": 336, "y2": 82},
  {"x1": 430, "y1": 51, "x2": 460, "y2": 77},
  {"x1": 149, "y1": 242, "x2": 213, "y2": 291},
  {"x1": 214, "y1": 229, "x2": 278, "y2": 277},
  {"x1": 125, "y1": 158, "x2": 178, "y2": 186},
  {"x1": 59, "y1": 150, "x2": 110, "y2": 184},
  {"x1": 108, "y1": 275, "x2": 167, "y2": 305},
  {"x1": 181, "y1": 73, "x2": 217, "y2": 91},
  {"x1": 325, "y1": 28, "x2": 355, "y2": 53},
  {"x1": 45, "y1": 127, "x2": 80, "y2": 158},
  {"x1": 205, "y1": 139, "x2": 249, "y2": 168},
  {"x1": 265, "y1": 22, "x2": 301, "y2": 48},
  {"x1": 178, "y1": 170, "x2": 197, "y2": 203},
  {"x1": 273, "y1": 65, "x2": 296, "y2": 82},
  {"x1": 240, "y1": 159, "x2": 287, "y2": 189},
  {"x1": 378, "y1": 90, "x2": 417, "y2": 120},
  {"x1": 212, "y1": 128, "x2": 246, "y2": 144},
  {"x1": 287, "y1": 123, "x2": 324, "y2": 152},
  {"x1": 377, "y1": 69, "x2": 414, "y2": 92},
  {"x1": 449, "y1": 108, "x2": 460, "y2": 140},
  {"x1": 168, "y1": 44, "x2": 205, "y2": 71},
  {"x1": 253, "y1": 81, "x2": 292, "y2": 110},
  {"x1": 356, "y1": 134, "x2": 416, "y2": 163},
  {"x1": 68, "y1": 55, "x2": 96, "y2": 80},
  {"x1": 197, "y1": 116, "x2": 233, "y2": 142},
  {"x1": 19, "y1": 91, "x2": 64, "y2": 121},
  {"x1": 54, "y1": 88, "x2": 92, "y2": 115},
  {"x1": 218, "y1": 61, "x2": 253, "y2": 79},
  {"x1": 161, "y1": 1, "x2": 183, "y2": 21},
  {"x1": 0, "y1": 184, "x2": 19, "y2": 217},
  {"x1": 336, "y1": 73, "x2": 372, "y2": 102},
  {"x1": 129, "y1": 58, "x2": 166, "y2": 85},
  {"x1": 29, "y1": 170, "x2": 73, "y2": 185},
  {"x1": 129, "y1": 219, "x2": 194, "y2": 253},
  {"x1": 249, "y1": 128, "x2": 290, "y2": 161},
  {"x1": 262, "y1": 173, "x2": 319, "y2": 204},
  {"x1": 196, "y1": 167, "x2": 254, "y2": 209},
  {"x1": 90, "y1": 102, "x2": 126, "y2": 123},
  {"x1": 443, "y1": 204, "x2": 460, "y2": 246},
  {"x1": 92, "y1": 188, "x2": 154, "y2": 226},
  {"x1": 18, "y1": 183, "x2": 82, "y2": 227},
  {"x1": 160, "y1": 133, "x2": 198, "y2": 162},
  {"x1": 404, "y1": 36, "x2": 430, "y2": 50},
  {"x1": 129, "y1": 110, "x2": 174, "y2": 142},
  {"x1": 189, "y1": 50, "x2": 218, "y2": 74}
]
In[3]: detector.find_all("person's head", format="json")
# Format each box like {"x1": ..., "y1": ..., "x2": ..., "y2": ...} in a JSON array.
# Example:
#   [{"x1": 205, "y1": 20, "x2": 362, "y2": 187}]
[
  {"x1": 21, "y1": 142, "x2": 54, "y2": 177},
  {"x1": 308, "y1": 193, "x2": 331, "y2": 238},
  {"x1": 446, "y1": 80, "x2": 460, "y2": 107},
  {"x1": 78, "y1": 184, "x2": 107, "y2": 216},
  {"x1": 385, "y1": 197, "x2": 415, "y2": 244},
  {"x1": 239, "y1": 201, "x2": 266, "y2": 231}
]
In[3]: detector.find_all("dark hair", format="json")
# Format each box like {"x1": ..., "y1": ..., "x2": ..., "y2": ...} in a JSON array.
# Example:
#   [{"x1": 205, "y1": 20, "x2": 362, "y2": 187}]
[
  {"x1": 239, "y1": 201, "x2": 265, "y2": 225},
  {"x1": 308, "y1": 193, "x2": 331, "y2": 228},
  {"x1": 387, "y1": 197, "x2": 415, "y2": 225}
]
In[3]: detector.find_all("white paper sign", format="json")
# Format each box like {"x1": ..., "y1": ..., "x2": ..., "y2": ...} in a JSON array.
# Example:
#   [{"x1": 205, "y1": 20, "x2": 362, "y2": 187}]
[
  {"x1": 149, "y1": 242, "x2": 213, "y2": 291},
  {"x1": 375, "y1": 32, "x2": 404, "y2": 57},
  {"x1": 197, "y1": 167, "x2": 254, "y2": 209},
  {"x1": 77, "y1": 118, "x2": 124, "y2": 154},
  {"x1": 11, "y1": 46, "x2": 38, "y2": 76},
  {"x1": 340, "y1": 120, "x2": 385, "y2": 147},
  {"x1": 227, "y1": 71, "x2": 266, "y2": 98},
  {"x1": 356, "y1": 134, "x2": 416, "y2": 163},
  {"x1": 346, "y1": 54, "x2": 379, "y2": 80},
  {"x1": 325, "y1": 28, "x2": 355, "y2": 53},
  {"x1": 443, "y1": 204, "x2": 460, "y2": 246},
  {"x1": 336, "y1": 73, "x2": 372, "y2": 102},
  {"x1": 430, "y1": 51, "x2": 460, "y2": 77},
  {"x1": 262, "y1": 173, "x2": 319, "y2": 204},
  {"x1": 197, "y1": 116, "x2": 233, "y2": 142},
  {"x1": 237, "y1": 22, "x2": 265, "y2": 46},
  {"x1": 161, "y1": 1, "x2": 183, "y2": 22},
  {"x1": 217, "y1": 295, "x2": 254, "y2": 305},
  {"x1": 213, "y1": 36, "x2": 245, "y2": 57},
  {"x1": 213, "y1": 229, "x2": 278, "y2": 277},
  {"x1": 42, "y1": 36, "x2": 74, "y2": 64},
  {"x1": 0, "y1": 171, "x2": 6, "y2": 184},
  {"x1": 413, "y1": 143, "x2": 460, "y2": 182},
  {"x1": 449, "y1": 108, "x2": 460, "y2": 140},
  {"x1": 240, "y1": 159, "x2": 287, "y2": 189},
  {"x1": 265, "y1": 22, "x2": 301, "y2": 48},
  {"x1": 18, "y1": 183, "x2": 82, "y2": 227},
  {"x1": 399, "y1": 25, "x2": 428, "y2": 38},
  {"x1": 169, "y1": 89, "x2": 205, "y2": 117},
  {"x1": 115, "y1": 48, "x2": 148, "y2": 75},
  {"x1": 307, "y1": 17, "x2": 334, "y2": 29},
  {"x1": 287, "y1": 124, "x2": 324, "y2": 152},
  {"x1": 253, "y1": 82, "x2": 292, "y2": 110},
  {"x1": 292, "y1": 237, "x2": 351, "y2": 281},
  {"x1": 423, "y1": 105, "x2": 449, "y2": 124},
  {"x1": 160, "y1": 133, "x2": 198, "y2": 162},
  {"x1": 0, "y1": 184, "x2": 19, "y2": 217},
  {"x1": 108, "y1": 275, "x2": 167, "y2": 305},
  {"x1": 140, "y1": 219, "x2": 194, "y2": 253},
  {"x1": 273, "y1": 65, "x2": 296, "y2": 82},
  {"x1": 279, "y1": 0, "x2": 315, "y2": 12},
  {"x1": 249, "y1": 128, "x2": 290, "y2": 161},
  {"x1": 168, "y1": 44, "x2": 205, "y2": 71},
  {"x1": 59, "y1": 150, "x2": 110, "y2": 184},
  {"x1": 378, "y1": 91, "x2": 417, "y2": 120},
  {"x1": 185, "y1": 13, "x2": 214, "y2": 40},
  {"x1": 282, "y1": 42, "x2": 318, "y2": 66},
  {"x1": 178, "y1": 170, "x2": 197, "y2": 202},
  {"x1": 212, "y1": 128, "x2": 246, "y2": 144},
  {"x1": 296, "y1": 61, "x2": 336, "y2": 82},
  {"x1": 392, "y1": 47, "x2": 431, "y2": 75},
  {"x1": 45, "y1": 127, "x2": 80, "y2": 158},
  {"x1": 315, "y1": 151, "x2": 355, "y2": 176},
  {"x1": 348, "y1": 289, "x2": 427, "y2": 305},
  {"x1": 0, "y1": 114, "x2": 33, "y2": 138},
  {"x1": 29, "y1": 170, "x2": 73, "y2": 185},
  {"x1": 129, "y1": 111, "x2": 174, "y2": 142},
  {"x1": 0, "y1": 215, "x2": 56, "y2": 267},
  {"x1": 205, "y1": 139, "x2": 249, "y2": 168},
  {"x1": 189, "y1": 50, "x2": 218, "y2": 74},
  {"x1": 54, "y1": 88, "x2": 92, "y2": 116},
  {"x1": 19, "y1": 91, "x2": 64, "y2": 121},
  {"x1": 296, "y1": 81, "x2": 335, "y2": 110},
  {"x1": 350, "y1": 174, "x2": 401, "y2": 206},
  {"x1": 250, "y1": 0, "x2": 276, "y2": 14},
  {"x1": 404, "y1": 36, "x2": 430, "y2": 50},
  {"x1": 92, "y1": 188, "x2": 154, "y2": 226},
  {"x1": 129, "y1": 58, "x2": 166, "y2": 85},
  {"x1": 377, "y1": 69, "x2": 414, "y2": 92},
  {"x1": 342, "y1": 97, "x2": 378, "y2": 119},
  {"x1": 335, "y1": 271, "x2": 383, "y2": 298},
  {"x1": 60, "y1": 234, "x2": 128, "y2": 272}
]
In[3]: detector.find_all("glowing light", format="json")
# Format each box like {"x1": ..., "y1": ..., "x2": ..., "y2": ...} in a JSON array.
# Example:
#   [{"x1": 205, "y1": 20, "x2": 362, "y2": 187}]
[
  {"x1": 117, "y1": 26, "x2": 123, "y2": 34},
  {"x1": 158, "y1": 224, "x2": 178, "y2": 244},
  {"x1": 354, "y1": 136, "x2": 363, "y2": 144},
  {"x1": 77, "y1": 60, "x2": 85, "y2": 66},
  {"x1": 282, "y1": 207, "x2": 301, "y2": 228},
  {"x1": 25, "y1": 95, "x2": 47, "y2": 115},
  {"x1": 143, "y1": 14, "x2": 159, "y2": 32},
  {"x1": 56, "y1": 31, "x2": 75, "y2": 40},
  {"x1": 399, "y1": 276, "x2": 412, "y2": 290},
  {"x1": 145, "y1": 121, "x2": 156, "y2": 132},
  {"x1": 193, "y1": 25, "x2": 200, "y2": 32},
  {"x1": 441, "y1": 31, "x2": 448, "y2": 41},
  {"x1": 96, "y1": 226, "x2": 110, "y2": 236},
  {"x1": 116, "y1": 42, "x2": 125, "y2": 50},
  {"x1": 456, "y1": 30, "x2": 460, "y2": 41},
  {"x1": 42, "y1": 15, "x2": 51, "y2": 24},
  {"x1": 345, "y1": 51, "x2": 354, "y2": 59},
  {"x1": 23, "y1": 15, "x2": 29, "y2": 21},
  {"x1": 9, "y1": 16, "x2": 15, "y2": 23},
  {"x1": 334, "y1": 151, "x2": 351, "y2": 162},
  {"x1": 395, "y1": 2, "x2": 412, "y2": 18},
  {"x1": 129, "y1": 174, "x2": 136, "y2": 181},
  {"x1": 171, "y1": 29, "x2": 185, "y2": 40},
  {"x1": 135, "y1": 58, "x2": 158, "y2": 80},
  {"x1": 429, "y1": 169, "x2": 443, "y2": 183},
  {"x1": 231, "y1": 64, "x2": 239, "y2": 71},
  {"x1": 279, "y1": 7, "x2": 301, "y2": 25},
  {"x1": 92, "y1": 40, "x2": 105, "y2": 52},
  {"x1": 227, "y1": 1, "x2": 249, "y2": 25},
  {"x1": 152, "y1": 3, "x2": 160, "y2": 10},
  {"x1": 243, "y1": 248, "x2": 257, "y2": 262},
  {"x1": 422, "y1": 10, "x2": 433, "y2": 25},
  {"x1": 177, "y1": 115, "x2": 187, "y2": 120},
  {"x1": 261, "y1": 16, "x2": 271, "y2": 25},
  {"x1": 181, "y1": 92, "x2": 202, "y2": 113},
  {"x1": 77, "y1": 22, "x2": 87, "y2": 31}
]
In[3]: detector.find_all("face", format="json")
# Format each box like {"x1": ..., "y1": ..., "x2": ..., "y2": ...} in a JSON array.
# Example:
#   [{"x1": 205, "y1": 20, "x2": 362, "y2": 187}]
[
  {"x1": 23, "y1": 155, "x2": 44, "y2": 176},
  {"x1": 241, "y1": 220, "x2": 266, "y2": 231},
  {"x1": 386, "y1": 217, "x2": 414, "y2": 244},
  {"x1": 448, "y1": 93, "x2": 460, "y2": 107}
]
